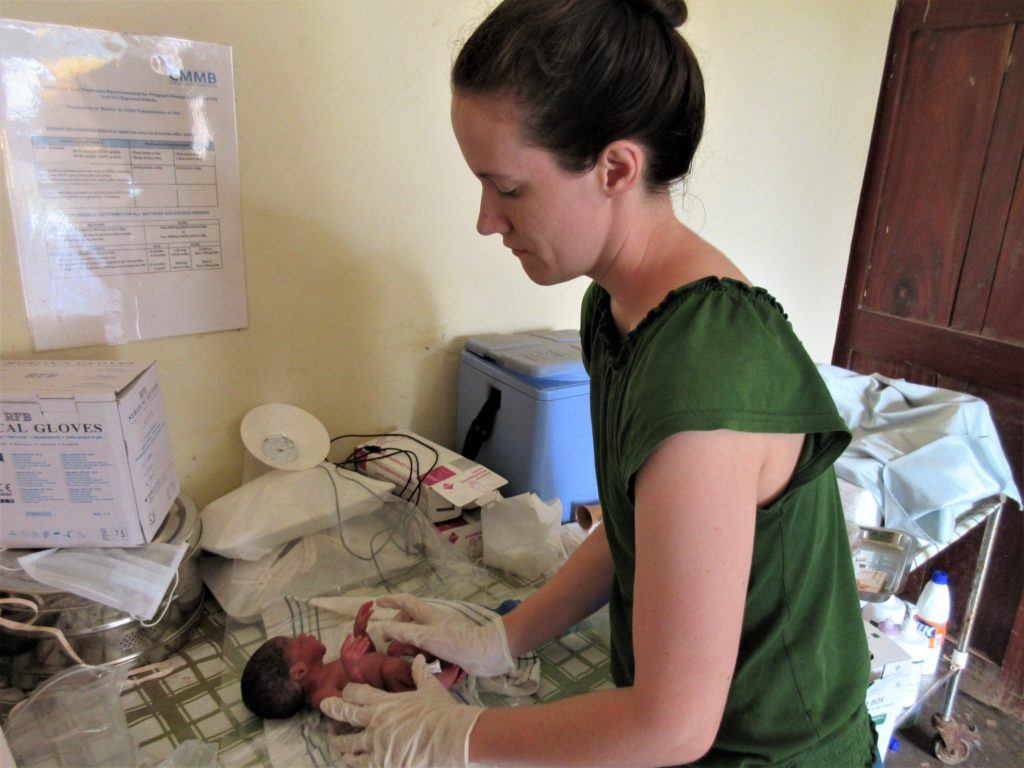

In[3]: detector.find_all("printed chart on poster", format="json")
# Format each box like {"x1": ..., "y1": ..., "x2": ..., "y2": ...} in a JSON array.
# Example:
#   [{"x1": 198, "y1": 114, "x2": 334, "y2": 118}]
[{"x1": 0, "y1": 19, "x2": 248, "y2": 351}]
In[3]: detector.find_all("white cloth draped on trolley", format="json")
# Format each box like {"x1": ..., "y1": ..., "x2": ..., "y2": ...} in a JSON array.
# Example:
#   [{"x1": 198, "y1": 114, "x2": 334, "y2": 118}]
[{"x1": 817, "y1": 364, "x2": 1020, "y2": 547}]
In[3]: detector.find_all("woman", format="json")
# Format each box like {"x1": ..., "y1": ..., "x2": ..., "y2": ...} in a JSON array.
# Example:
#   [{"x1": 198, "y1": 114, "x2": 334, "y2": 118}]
[{"x1": 322, "y1": 1, "x2": 876, "y2": 765}]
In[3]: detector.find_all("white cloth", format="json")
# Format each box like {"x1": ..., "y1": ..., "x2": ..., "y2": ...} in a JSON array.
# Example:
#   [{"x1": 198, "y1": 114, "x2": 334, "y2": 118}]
[
  {"x1": 818, "y1": 365, "x2": 1020, "y2": 545},
  {"x1": 199, "y1": 464, "x2": 394, "y2": 560},
  {"x1": 202, "y1": 517, "x2": 433, "y2": 623}
]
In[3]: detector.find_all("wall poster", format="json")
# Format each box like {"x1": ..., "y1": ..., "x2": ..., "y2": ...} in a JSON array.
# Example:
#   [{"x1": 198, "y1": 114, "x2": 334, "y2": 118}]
[{"x1": 0, "y1": 19, "x2": 247, "y2": 350}]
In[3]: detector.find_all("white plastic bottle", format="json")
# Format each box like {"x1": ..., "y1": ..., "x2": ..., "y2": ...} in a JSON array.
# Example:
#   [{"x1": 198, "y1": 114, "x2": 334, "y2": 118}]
[
  {"x1": 894, "y1": 608, "x2": 928, "y2": 708},
  {"x1": 914, "y1": 570, "x2": 952, "y2": 676}
]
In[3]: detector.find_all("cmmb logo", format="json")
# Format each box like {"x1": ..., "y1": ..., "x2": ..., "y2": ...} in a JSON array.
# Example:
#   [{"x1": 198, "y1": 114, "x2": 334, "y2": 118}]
[{"x1": 169, "y1": 69, "x2": 217, "y2": 85}]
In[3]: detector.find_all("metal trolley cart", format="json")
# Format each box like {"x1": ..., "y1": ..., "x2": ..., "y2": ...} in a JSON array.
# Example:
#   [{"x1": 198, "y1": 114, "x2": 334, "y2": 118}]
[{"x1": 890, "y1": 496, "x2": 1006, "y2": 764}]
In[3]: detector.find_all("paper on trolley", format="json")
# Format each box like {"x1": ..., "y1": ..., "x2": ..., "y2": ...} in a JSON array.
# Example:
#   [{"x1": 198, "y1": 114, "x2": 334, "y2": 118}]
[{"x1": 0, "y1": 19, "x2": 247, "y2": 350}]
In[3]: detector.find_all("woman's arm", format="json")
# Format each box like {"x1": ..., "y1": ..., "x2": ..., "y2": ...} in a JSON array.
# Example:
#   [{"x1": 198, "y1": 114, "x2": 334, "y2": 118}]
[
  {"x1": 468, "y1": 430, "x2": 763, "y2": 767},
  {"x1": 501, "y1": 520, "x2": 615, "y2": 657}
]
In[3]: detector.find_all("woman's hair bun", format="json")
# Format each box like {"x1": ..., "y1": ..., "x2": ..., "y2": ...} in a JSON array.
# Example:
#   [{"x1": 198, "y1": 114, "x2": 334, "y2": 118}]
[
  {"x1": 453, "y1": 0, "x2": 705, "y2": 192},
  {"x1": 626, "y1": 0, "x2": 688, "y2": 28}
]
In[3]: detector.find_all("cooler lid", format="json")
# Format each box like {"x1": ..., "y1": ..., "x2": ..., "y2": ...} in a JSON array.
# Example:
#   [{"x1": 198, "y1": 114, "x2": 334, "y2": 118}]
[
  {"x1": 465, "y1": 331, "x2": 585, "y2": 381},
  {"x1": 464, "y1": 334, "x2": 544, "y2": 355},
  {"x1": 530, "y1": 329, "x2": 581, "y2": 344}
]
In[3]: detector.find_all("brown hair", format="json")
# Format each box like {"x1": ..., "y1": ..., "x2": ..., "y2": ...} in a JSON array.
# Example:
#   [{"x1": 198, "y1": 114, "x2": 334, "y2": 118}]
[{"x1": 452, "y1": 0, "x2": 704, "y2": 192}]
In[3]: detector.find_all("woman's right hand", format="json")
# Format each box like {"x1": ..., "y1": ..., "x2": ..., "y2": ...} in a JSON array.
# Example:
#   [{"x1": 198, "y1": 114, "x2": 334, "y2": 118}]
[{"x1": 372, "y1": 594, "x2": 516, "y2": 677}]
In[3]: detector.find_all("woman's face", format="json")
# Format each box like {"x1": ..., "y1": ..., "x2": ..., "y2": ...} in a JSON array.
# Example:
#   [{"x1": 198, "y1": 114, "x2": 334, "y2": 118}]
[{"x1": 451, "y1": 93, "x2": 611, "y2": 285}]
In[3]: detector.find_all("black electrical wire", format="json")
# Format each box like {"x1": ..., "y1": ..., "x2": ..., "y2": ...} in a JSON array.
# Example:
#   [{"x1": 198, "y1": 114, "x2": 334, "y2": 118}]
[
  {"x1": 319, "y1": 465, "x2": 406, "y2": 590},
  {"x1": 330, "y1": 432, "x2": 440, "y2": 508},
  {"x1": 319, "y1": 453, "x2": 443, "y2": 593}
]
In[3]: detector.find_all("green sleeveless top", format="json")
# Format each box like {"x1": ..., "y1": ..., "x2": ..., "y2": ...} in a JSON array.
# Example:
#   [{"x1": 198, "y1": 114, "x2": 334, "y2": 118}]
[{"x1": 580, "y1": 277, "x2": 875, "y2": 768}]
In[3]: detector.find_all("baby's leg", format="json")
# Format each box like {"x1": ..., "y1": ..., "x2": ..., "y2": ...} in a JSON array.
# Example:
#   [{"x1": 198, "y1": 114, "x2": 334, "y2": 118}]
[
  {"x1": 378, "y1": 656, "x2": 464, "y2": 692},
  {"x1": 379, "y1": 656, "x2": 415, "y2": 692},
  {"x1": 386, "y1": 640, "x2": 420, "y2": 657}
]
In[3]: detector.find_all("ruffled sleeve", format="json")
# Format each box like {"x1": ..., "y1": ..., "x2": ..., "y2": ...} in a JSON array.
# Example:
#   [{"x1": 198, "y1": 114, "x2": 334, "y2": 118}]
[{"x1": 616, "y1": 280, "x2": 850, "y2": 495}]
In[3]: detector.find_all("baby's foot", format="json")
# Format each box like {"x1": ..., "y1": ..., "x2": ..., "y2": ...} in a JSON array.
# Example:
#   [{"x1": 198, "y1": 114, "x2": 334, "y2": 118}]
[{"x1": 434, "y1": 662, "x2": 465, "y2": 690}]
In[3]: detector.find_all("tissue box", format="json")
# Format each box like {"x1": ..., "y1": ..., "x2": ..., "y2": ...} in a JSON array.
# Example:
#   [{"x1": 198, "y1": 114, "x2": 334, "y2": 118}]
[
  {"x1": 354, "y1": 431, "x2": 506, "y2": 523},
  {"x1": 456, "y1": 331, "x2": 597, "y2": 522},
  {"x1": 0, "y1": 360, "x2": 179, "y2": 547},
  {"x1": 434, "y1": 510, "x2": 482, "y2": 560}
]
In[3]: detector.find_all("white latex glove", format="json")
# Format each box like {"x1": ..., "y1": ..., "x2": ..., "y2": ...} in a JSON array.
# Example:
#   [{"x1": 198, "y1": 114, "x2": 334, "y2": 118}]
[
  {"x1": 373, "y1": 594, "x2": 516, "y2": 677},
  {"x1": 321, "y1": 654, "x2": 484, "y2": 768}
]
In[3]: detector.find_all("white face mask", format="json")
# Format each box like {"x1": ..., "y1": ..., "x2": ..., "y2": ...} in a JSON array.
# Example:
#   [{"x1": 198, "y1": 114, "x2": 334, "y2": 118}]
[{"x1": 18, "y1": 543, "x2": 188, "y2": 622}]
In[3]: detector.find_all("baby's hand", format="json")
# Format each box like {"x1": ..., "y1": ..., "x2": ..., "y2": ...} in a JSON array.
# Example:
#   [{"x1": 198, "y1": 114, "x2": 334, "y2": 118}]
[
  {"x1": 353, "y1": 600, "x2": 374, "y2": 638},
  {"x1": 340, "y1": 634, "x2": 372, "y2": 683}
]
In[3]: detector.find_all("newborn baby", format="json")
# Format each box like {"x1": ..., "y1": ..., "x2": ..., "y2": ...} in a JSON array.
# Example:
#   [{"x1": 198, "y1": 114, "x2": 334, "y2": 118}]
[{"x1": 241, "y1": 600, "x2": 462, "y2": 718}]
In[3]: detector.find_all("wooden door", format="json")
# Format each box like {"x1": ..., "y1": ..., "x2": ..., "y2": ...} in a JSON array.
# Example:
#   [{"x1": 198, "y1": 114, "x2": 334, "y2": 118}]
[{"x1": 832, "y1": 0, "x2": 1024, "y2": 707}]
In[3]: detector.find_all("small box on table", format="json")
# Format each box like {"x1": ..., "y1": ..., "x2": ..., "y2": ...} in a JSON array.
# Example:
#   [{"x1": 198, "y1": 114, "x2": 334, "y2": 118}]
[
  {"x1": 434, "y1": 510, "x2": 483, "y2": 560},
  {"x1": 354, "y1": 430, "x2": 506, "y2": 523}
]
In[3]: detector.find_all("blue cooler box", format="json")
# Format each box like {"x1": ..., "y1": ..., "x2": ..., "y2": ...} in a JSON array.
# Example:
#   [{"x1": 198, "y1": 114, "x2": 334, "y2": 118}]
[{"x1": 456, "y1": 330, "x2": 598, "y2": 522}]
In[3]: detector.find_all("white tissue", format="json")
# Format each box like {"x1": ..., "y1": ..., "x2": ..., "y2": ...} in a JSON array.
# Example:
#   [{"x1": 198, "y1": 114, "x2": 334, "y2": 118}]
[
  {"x1": 481, "y1": 493, "x2": 563, "y2": 581},
  {"x1": 837, "y1": 477, "x2": 881, "y2": 528}
]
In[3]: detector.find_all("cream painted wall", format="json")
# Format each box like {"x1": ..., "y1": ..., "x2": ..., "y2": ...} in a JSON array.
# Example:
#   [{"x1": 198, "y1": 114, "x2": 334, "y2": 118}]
[{"x1": 0, "y1": 0, "x2": 895, "y2": 508}]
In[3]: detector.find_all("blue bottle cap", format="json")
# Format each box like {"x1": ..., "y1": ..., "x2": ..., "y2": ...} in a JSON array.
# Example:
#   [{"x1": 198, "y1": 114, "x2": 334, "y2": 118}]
[
  {"x1": 932, "y1": 570, "x2": 948, "y2": 585},
  {"x1": 889, "y1": 737, "x2": 900, "y2": 752}
]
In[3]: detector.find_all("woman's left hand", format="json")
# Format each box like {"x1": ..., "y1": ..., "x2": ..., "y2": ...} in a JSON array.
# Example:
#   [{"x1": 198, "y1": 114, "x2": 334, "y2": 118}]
[{"x1": 320, "y1": 654, "x2": 484, "y2": 767}]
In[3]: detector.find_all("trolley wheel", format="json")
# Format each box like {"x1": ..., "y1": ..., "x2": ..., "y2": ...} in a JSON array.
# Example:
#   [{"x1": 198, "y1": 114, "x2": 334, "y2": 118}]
[
  {"x1": 931, "y1": 713, "x2": 980, "y2": 767},
  {"x1": 933, "y1": 733, "x2": 971, "y2": 765}
]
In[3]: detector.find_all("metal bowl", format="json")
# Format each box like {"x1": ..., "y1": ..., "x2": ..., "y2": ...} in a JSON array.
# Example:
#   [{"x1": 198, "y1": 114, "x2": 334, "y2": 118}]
[
  {"x1": 0, "y1": 494, "x2": 204, "y2": 699},
  {"x1": 853, "y1": 525, "x2": 915, "y2": 602}
]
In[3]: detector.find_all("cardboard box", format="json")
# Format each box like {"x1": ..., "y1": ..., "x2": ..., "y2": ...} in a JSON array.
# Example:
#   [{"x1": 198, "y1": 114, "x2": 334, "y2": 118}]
[
  {"x1": 865, "y1": 674, "x2": 903, "y2": 760},
  {"x1": 866, "y1": 620, "x2": 916, "y2": 681},
  {"x1": 1, "y1": 360, "x2": 179, "y2": 547},
  {"x1": 354, "y1": 431, "x2": 506, "y2": 523},
  {"x1": 434, "y1": 510, "x2": 483, "y2": 560},
  {"x1": 864, "y1": 620, "x2": 914, "y2": 759}
]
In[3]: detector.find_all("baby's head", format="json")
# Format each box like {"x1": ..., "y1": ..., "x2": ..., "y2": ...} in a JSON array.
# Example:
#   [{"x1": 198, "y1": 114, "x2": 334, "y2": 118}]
[{"x1": 241, "y1": 635, "x2": 322, "y2": 719}]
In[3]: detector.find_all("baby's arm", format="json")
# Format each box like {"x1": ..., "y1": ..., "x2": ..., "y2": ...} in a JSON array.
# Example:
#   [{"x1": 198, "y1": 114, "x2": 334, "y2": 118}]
[
  {"x1": 342, "y1": 633, "x2": 401, "y2": 689},
  {"x1": 340, "y1": 634, "x2": 374, "y2": 685}
]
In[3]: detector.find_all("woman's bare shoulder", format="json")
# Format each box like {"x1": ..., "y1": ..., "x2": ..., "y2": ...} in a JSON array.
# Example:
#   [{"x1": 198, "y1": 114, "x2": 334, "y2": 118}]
[{"x1": 670, "y1": 227, "x2": 749, "y2": 286}]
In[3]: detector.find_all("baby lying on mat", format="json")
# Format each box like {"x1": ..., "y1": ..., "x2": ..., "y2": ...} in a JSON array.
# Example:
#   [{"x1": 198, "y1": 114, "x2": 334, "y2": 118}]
[{"x1": 241, "y1": 600, "x2": 463, "y2": 718}]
